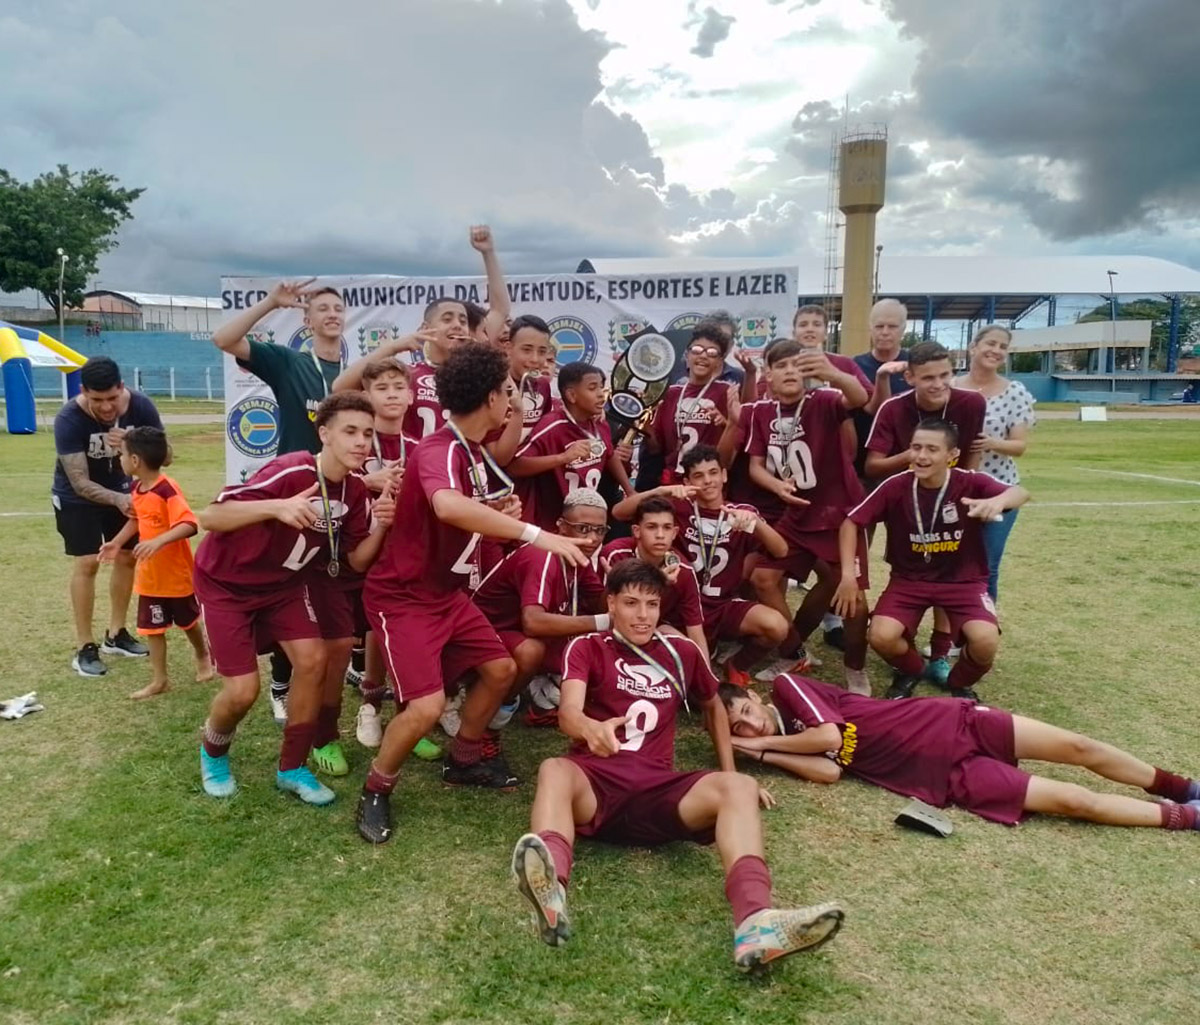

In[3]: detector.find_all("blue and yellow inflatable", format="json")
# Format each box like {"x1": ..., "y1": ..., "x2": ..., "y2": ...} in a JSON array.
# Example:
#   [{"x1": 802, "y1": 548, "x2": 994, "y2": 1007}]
[{"x1": 0, "y1": 321, "x2": 86, "y2": 434}]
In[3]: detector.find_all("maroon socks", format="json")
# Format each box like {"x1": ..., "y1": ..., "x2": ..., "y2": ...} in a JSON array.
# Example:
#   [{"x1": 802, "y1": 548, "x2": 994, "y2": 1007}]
[
  {"x1": 278, "y1": 722, "x2": 316, "y2": 772},
  {"x1": 725, "y1": 855, "x2": 772, "y2": 928},
  {"x1": 201, "y1": 721, "x2": 234, "y2": 758},
  {"x1": 314, "y1": 703, "x2": 341, "y2": 748},
  {"x1": 731, "y1": 641, "x2": 772, "y2": 673},
  {"x1": 1159, "y1": 802, "x2": 1199, "y2": 831},
  {"x1": 365, "y1": 763, "x2": 400, "y2": 795},
  {"x1": 1147, "y1": 768, "x2": 1196, "y2": 804},
  {"x1": 538, "y1": 830, "x2": 575, "y2": 887},
  {"x1": 930, "y1": 629, "x2": 954, "y2": 660},
  {"x1": 360, "y1": 680, "x2": 386, "y2": 711},
  {"x1": 887, "y1": 646, "x2": 925, "y2": 677},
  {"x1": 450, "y1": 733, "x2": 483, "y2": 766},
  {"x1": 947, "y1": 650, "x2": 989, "y2": 691}
]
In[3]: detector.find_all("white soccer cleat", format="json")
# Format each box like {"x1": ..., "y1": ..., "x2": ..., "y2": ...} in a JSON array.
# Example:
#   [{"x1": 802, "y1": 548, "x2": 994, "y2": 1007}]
[
  {"x1": 734, "y1": 903, "x2": 844, "y2": 972},
  {"x1": 439, "y1": 691, "x2": 463, "y2": 738},
  {"x1": 844, "y1": 668, "x2": 872, "y2": 696},
  {"x1": 356, "y1": 704, "x2": 383, "y2": 748},
  {"x1": 511, "y1": 833, "x2": 571, "y2": 947}
]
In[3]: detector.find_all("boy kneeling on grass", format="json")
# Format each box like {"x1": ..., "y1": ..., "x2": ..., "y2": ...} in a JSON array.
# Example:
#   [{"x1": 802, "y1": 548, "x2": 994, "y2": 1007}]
[
  {"x1": 721, "y1": 676, "x2": 1200, "y2": 832},
  {"x1": 510, "y1": 558, "x2": 845, "y2": 972},
  {"x1": 98, "y1": 427, "x2": 213, "y2": 700}
]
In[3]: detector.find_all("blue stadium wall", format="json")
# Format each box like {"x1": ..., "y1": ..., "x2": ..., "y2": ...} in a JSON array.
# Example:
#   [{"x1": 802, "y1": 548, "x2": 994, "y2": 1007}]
[{"x1": 29, "y1": 328, "x2": 222, "y2": 398}]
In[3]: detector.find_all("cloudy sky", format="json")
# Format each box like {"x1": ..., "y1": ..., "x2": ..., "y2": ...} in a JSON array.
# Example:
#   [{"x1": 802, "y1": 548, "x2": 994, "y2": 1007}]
[{"x1": 2, "y1": 0, "x2": 1198, "y2": 296}]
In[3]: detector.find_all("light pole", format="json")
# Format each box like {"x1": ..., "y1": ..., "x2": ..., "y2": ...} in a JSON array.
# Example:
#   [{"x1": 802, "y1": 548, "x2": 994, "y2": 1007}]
[
  {"x1": 57, "y1": 248, "x2": 70, "y2": 400},
  {"x1": 1106, "y1": 269, "x2": 1118, "y2": 375},
  {"x1": 873, "y1": 244, "x2": 883, "y2": 300}
]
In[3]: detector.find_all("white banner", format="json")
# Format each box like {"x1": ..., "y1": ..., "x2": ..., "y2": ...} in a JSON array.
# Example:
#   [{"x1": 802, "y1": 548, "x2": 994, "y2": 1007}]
[{"x1": 220, "y1": 268, "x2": 797, "y2": 483}]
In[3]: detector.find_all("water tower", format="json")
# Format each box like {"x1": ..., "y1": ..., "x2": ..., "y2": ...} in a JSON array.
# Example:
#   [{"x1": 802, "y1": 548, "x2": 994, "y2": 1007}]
[{"x1": 837, "y1": 128, "x2": 887, "y2": 355}]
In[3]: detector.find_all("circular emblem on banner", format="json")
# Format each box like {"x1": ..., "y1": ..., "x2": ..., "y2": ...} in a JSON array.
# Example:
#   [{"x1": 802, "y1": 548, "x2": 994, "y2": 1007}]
[
  {"x1": 625, "y1": 333, "x2": 676, "y2": 382},
  {"x1": 547, "y1": 316, "x2": 598, "y2": 366},
  {"x1": 288, "y1": 326, "x2": 350, "y2": 364},
  {"x1": 665, "y1": 312, "x2": 704, "y2": 333},
  {"x1": 227, "y1": 396, "x2": 280, "y2": 458}
]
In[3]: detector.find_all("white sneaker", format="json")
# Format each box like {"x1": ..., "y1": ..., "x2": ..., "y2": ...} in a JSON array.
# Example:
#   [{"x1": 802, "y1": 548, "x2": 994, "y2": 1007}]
[
  {"x1": 439, "y1": 691, "x2": 463, "y2": 737},
  {"x1": 268, "y1": 690, "x2": 288, "y2": 726},
  {"x1": 489, "y1": 699, "x2": 519, "y2": 731},
  {"x1": 712, "y1": 641, "x2": 742, "y2": 667},
  {"x1": 844, "y1": 668, "x2": 872, "y2": 696},
  {"x1": 356, "y1": 704, "x2": 383, "y2": 748},
  {"x1": 753, "y1": 648, "x2": 821, "y2": 684},
  {"x1": 527, "y1": 674, "x2": 561, "y2": 711},
  {"x1": 919, "y1": 643, "x2": 962, "y2": 658}
]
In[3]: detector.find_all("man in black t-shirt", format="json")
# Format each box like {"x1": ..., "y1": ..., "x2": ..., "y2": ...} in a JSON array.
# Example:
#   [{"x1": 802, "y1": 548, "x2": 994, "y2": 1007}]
[{"x1": 52, "y1": 357, "x2": 162, "y2": 676}]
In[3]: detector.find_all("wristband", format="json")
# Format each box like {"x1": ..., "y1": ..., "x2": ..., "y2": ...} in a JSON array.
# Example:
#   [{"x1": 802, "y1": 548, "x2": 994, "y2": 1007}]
[
  {"x1": 520, "y1": 523, "x2": 541, "y2": 544},
  {"x1": 594, "y1": 614, "x2": 611, "y2": 630}
]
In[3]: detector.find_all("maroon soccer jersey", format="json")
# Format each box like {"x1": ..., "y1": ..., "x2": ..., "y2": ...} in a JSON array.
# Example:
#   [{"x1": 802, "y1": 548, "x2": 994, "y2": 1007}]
[
  {"x1": 193, "y1": 451, "x2": 371, "y2": 600},
  {"x1": 473, "y1": 543, "x2": 604, "y2": 632},
  {"x1": 865, "y1": 388, "x2": 987, "y2": 464},
  {"x1": 599, "y1": 538, "x2": 704, "y2": 630},
  {"x1": 516, "y1": 409, "x2": 614, "y2": 531},
  {"x1": 649, "y1": 378, "x2": 734, "y2": 478},
  {"x1": 847, "y1": 468, "x2": 1009, "y2": 582},
  {"x1": 516, "y1": 374, "x2": 553, "y2": 443},
  {"x1": 744, "y1": 390, "x2": 862, "y2": 532},
  {"x1": 402, "y1": 362, "x2": 448, "y2": 439},
  {"x1": 671, "y1": 499, "x2": 761, "y2": 605},
  {"x1": 363, "y1": 428, "x2": 418, "y2": 473},
  {"x1": 564, "y1": 631, "x2": 720, "y2": 770},
  {"x1": 771, "y1": 673, "x2": 970, "y2": 808},
  {"x1": 365, "y1": 424, "x2": 499, "y2": 603}
]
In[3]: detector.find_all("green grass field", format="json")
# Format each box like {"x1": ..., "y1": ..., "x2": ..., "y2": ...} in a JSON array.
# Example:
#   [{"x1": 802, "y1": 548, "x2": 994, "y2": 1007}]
[{"x1": 1, "y1": 420, "x2": 1198, "y2": 1025}]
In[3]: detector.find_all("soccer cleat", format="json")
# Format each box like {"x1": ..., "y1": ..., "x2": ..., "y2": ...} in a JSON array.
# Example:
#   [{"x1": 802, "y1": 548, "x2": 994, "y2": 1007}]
[
  {"x1": 527, "y1": 674, "x2": 561, "y2": 711},
  {"x1": 489, "y1": 698, "x2": 520, "y2": 731},
  {"x1": 356, "y1": 788, "x2": 393, "y2": 844},
  {"x1": 754, "y1": 649, "x2": 817, "y2": 684},
  {"x1": 726, "y1": 665, "x2": 753, "y2": 689},
  {"x1": 344, "y1": 665, "x2": 365, "y2": 691},
  {"x1": 734, "y1": 903, "x2": 845, "y2": 972},
  {"x1": 71, "y1": 642, "x2": 108, "y2": 677},
  {"x1": 511, "y1": 833, "x2": 571, "y2": 947},
  {"x1": 524, "y1": 704, "x2": 559, "y2": 728},
  {"x1": 439, "y1": 691, "x2": 463, "y2": 738},
  {"x1": 948, "y1": 687, "x2": 980, "y2": 703},
  {"x1": 268, "y1": 688, "x2": 288, "y2": 726},
  {"x1": 413, "y1": 736, "x2": 442, "y2": 761},
  {"x1": 101, "y1": 628, "x2": 148, "y2": 658},
  {"x1": 200, "y1": 746, "x2": 237, "y2": 798},
  {"x1": 311, "y1": 741, "x2": 349, "y2": 777},
  {"x1": 442, "y1": 753, "x2": 521, "y2": 791},
  {"x1": 356, "y1": 704, "x2": 383, "y2": 748},
  {"x1": 923, "y1": 657, "x2": 951, "y2": 689},
  {"x1": 823, "y1": 626, "x2": 846, "y2": 652},
  {"x1": 276, "y1": 766, "x2": 336, "y2": 805},
  {"x1": 885, "y1": 673, "x2": 919, "y2": 700},
  {"x1": 844, "y1": 668, "x2": 872, "y2": 696}
]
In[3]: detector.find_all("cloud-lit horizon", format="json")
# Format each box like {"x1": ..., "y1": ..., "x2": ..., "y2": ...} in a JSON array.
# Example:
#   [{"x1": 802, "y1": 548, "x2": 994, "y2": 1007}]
[{"x1": 1, "y1": 0, "x2": 1197, "y2": 299}]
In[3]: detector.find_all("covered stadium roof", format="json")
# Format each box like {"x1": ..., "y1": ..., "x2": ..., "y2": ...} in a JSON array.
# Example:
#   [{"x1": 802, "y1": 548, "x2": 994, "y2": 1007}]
[
  {"x1": 84, "y1": 289, "x2": 223, "y2": 310},
  {"x1": 576, "y1": 254, "x2": 1200, "y2": 323}
]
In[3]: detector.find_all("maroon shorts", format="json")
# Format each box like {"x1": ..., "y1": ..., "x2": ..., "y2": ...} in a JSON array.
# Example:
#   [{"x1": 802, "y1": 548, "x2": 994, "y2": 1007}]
[
  {"x1": 369, "y1": 590, "x2": 510, "y2": 703},
  {"x1": 497, "y1": 630, "x2": 570, "y2": 676},
  {"x1": 136, "y1": 594, "x2": 200, "y2": 636},
  {"x1": 702, "y1": 598, "x2": 755, "y2": 643},
  {"x1": 871, "y1": 578, "x2": 998, "y2": 644},
  {"x1": 946, "y1": 705, "x2": 1028, "y2": 825},
  {"x1": 568, "y1": 755, "x2": 715, "y2": 847},
  {"x1": 761, "y1": 527, "x2": 869, "y2": 589},
  {"x1": 198, "y1": 585, "x2": 321, "y2": 678},
  {"x1": 309, "y1": 585, "x2": 365, "y2": 641}
]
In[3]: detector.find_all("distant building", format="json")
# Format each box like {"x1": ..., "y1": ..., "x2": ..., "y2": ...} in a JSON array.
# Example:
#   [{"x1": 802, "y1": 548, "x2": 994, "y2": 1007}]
[{"x1": 81, "y1": 290, "x2": 223, "y2": 333}]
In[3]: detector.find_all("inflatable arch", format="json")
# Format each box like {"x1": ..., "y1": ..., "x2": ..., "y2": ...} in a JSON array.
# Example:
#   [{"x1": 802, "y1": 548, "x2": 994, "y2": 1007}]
[{"x1": 0, "y1": 321, "x2": 87, "y2": 434}]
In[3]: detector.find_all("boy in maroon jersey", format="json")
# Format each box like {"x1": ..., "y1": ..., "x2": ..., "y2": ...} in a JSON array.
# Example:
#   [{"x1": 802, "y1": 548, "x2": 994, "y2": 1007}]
[
  {"x1": 600, "y1": 496, "x2": 709, "y2": 661},
  {"x1": 357, "y1": 342, "x2": 588, "y2": 844},
  {"x1": 195, "y1": 393, "x2": 395, "y2": 806},
  {"x1": 472, "y1": 488, "x2": 609, "y2": 710},
  {"x1": 509, "y1": 559, "x2": 844, "y2": 970},
  {"x1": 722, "y1": 675, "x2": 1200, "y2": 833},
  {"x1": 489, "y1": 314, "x2": 555, "y2": 458},
  {"x1": 643, "y1": 322, "x2": 737, "y2": 481},
  {"x1": 836, "y1": 419, "x2": 1028, "y2": 701},
  {"x1": 670, "y1": 444, "x2": 792, "y2": 687},
  {"x1": 743, "y1": 339, "x2": 871, "y2": 692},
  {"x1": 791, "y1": 305, "x2": 874, "y2": 398},
  {"x1": 510, "y1": 362, "x2": 634, "y2": 530}
]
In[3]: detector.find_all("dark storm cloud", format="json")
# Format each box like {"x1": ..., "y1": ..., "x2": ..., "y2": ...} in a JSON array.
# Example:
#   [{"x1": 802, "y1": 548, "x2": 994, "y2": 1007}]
[
  {"x1": 688, "y1": 6, "x2": 737, "y2": 58},
  {"x1": 885, "y1": 0, "x2": 1200, "y2": 239}
]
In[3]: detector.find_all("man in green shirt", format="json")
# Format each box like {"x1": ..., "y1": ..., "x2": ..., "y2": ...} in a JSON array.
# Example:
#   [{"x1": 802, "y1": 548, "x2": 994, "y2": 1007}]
[{"x1": 213, "y1": 279, "x2": 345, "y2": 456}]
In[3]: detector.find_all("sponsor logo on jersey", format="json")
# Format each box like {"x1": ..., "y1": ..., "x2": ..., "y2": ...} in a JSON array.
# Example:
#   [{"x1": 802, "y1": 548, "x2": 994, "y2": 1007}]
[
  {"x1": 739, "y1": 313, "x2": 775, "y2": 352},
  {"x1": 941, "y1": 502, "x2": 959, "y2": 524},
  {"x1": 308, "y1": 498, "x2": 348, "y2": 531},
  {"x1": 288, "y1": 326, "x2": 350, "y2": 364},
  {"x1": 615, "y1": 658, "x2": 672, "y2": 701},
  {"x1": 547, "y1": 316, "x2": 598, "y2": 366},
  {"x1": 227, "y1": 396, "x2": 280, "y2": 458}
]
